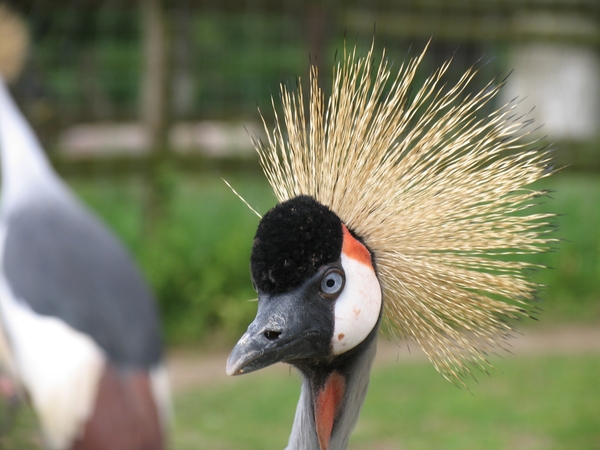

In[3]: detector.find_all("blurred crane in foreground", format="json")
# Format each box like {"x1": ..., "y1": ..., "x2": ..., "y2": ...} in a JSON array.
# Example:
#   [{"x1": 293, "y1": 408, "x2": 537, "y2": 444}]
[
  {"x1": 0, "y1": 5, "x2": 170, "y2": 449},
  {"x1": 227, "y1": 42, "x2": 555, "y2": 450}
]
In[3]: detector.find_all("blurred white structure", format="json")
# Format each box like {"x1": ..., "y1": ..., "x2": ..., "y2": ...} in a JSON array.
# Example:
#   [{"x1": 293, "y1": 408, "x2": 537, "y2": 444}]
[
  {"x1": 501, "y1": 14, "x2": 600, "y2": 141},
  {"x1": 58, "y1": 121, "x2": 264, "y2": 157}
]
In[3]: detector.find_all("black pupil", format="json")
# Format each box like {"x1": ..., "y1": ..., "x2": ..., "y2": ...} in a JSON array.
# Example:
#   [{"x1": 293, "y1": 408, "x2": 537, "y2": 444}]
[{"x1": 326, "y1": 278, "x2": 335, "y2": 288}]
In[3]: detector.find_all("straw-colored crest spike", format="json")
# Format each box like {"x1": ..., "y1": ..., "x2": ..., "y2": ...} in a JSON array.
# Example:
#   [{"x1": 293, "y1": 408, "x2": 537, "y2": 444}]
[{"x1": 254, "y1": 42, "x2": 556, "y2": 382}]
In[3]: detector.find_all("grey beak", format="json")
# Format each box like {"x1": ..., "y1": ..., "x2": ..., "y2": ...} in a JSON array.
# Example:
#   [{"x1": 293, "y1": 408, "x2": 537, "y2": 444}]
[{"x1": 226, "y1": 280, "x2": 333, "y2": 376}]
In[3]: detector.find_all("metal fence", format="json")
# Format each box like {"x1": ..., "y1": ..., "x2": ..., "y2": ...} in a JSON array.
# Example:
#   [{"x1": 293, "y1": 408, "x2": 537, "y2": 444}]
[{"x1": 5, "y1": 0, "x2": 600, "y2": 174}]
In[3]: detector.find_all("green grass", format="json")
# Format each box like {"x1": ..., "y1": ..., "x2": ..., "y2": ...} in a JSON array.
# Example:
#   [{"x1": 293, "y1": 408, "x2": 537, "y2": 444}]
[
  {"x1": 71, "y1": 171, "x2": 277, "y2": 344},
  {"x1": 0, "y1": 400, "x2": 41, "y2": 449},
  {"x1": 67, "y1": 170, "x2": 600, "y2": 344},
  {"x1": 356, "y1": 355, "x2": 600, "y2": 450},
  {"x1": 171, "y1": 354, "x2": 600, "y2": 450},
  {"x1": 3, "y1": 353, "x2": 600, "y2": 449},
  {"x1": 529, "y1": 173, "x2": 600, "y2": 323},
  {"x1": 1, "y1": 171, "x2": 599, "y2": 448}
]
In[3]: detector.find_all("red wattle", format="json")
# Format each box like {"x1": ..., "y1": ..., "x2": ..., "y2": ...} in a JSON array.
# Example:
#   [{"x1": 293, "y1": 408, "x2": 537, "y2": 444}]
[{"x1": 314, "y1": 371, "x2": 346, "y2": 450}]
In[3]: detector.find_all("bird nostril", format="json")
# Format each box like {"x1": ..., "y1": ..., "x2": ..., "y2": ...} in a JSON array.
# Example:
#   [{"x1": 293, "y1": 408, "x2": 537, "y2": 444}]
[{"x1": 264, "y1": 330, "x2": 281, "y2": 340}]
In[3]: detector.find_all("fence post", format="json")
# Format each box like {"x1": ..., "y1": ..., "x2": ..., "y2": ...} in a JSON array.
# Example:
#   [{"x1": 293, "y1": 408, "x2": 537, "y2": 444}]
[{"x1": 140, "y1": 0, "x2": 171, "y2": 233}]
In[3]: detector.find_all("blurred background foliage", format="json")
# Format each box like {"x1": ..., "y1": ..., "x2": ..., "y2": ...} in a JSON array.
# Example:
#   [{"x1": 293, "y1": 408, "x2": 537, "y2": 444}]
[
  {"x1": 2, "y1": 0, "x2": 599, "y2": 347},
  {"x1": 1, "y1": 2, "x2": 600, "y2": 450}
]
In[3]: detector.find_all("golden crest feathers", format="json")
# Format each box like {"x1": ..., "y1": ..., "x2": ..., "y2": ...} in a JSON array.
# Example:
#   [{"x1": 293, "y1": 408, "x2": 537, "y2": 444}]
[{"x1": 253, "y1": 41, "x2": 555, "y2": 382}]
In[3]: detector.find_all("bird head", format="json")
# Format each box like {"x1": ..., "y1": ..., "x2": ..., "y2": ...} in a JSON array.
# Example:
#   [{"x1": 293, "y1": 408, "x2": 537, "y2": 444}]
[
  {"x1": 225, "y1": 41, "x2": 556, "y2": 450},
  {"x1": 227, "y1": 40, "x2": 555, "y2": 398},
  {"x1": 227, "y1": 195, "x2": 382, "y2": 376}
]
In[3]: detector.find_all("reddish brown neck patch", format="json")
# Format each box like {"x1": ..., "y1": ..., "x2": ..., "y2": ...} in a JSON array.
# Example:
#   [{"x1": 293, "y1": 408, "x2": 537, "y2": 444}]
[
  {"x1": 314, "y1": 371, "x2": 346, "y2": 450},
  {"x1": 341, "y1": 225, "x2": 371, "y2": 266},
  {"x1": 70, "y1": 365, "x2": 163, "y2": 450}
]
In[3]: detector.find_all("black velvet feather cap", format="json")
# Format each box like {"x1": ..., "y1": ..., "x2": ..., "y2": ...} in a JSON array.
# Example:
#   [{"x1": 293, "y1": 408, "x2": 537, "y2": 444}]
[{"x1": 250, "y1": 195, "x2": 343, "y2": 295}]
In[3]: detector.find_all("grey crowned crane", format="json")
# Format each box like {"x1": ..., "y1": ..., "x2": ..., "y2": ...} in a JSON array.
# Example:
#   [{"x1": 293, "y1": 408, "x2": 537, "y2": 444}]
[
  {"x1": 0, "y1": 7, "x2": 170, "y2": 449},
  {"x1": 227, "y1": 44, "x2": 555, "y2": 450}
]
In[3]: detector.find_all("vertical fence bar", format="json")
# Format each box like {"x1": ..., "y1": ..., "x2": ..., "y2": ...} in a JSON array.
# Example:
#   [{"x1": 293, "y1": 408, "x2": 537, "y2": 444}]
[{"x1": 140, "y1": 0, "x2": 171, "y2": 233}]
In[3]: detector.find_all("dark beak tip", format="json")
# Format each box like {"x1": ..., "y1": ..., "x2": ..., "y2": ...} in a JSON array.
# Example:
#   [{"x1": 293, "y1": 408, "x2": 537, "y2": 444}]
[
  {"x1": 225, "y1": 364, "x2": 239, "y2": 377},
  {"x1": 226, "y1": 336, "x2": 267, "y2": 376},
  {"x1": 226, "y1": 357, "x2": 257, "y2": 376},
  {"x1": 227, "y1": 335, "x2": 283, "y2": 376},
  {"x1": 226, "y1": 348, "x2": 247, "y2": 376},
  {"x1": 226, "y1": 358, "x2": 249, "y2": 376}
]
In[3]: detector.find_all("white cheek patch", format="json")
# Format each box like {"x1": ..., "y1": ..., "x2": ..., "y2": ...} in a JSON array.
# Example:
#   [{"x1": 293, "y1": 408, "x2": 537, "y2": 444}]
[{"x1": 331, "y1": 252, "x2": 382, "y2": 355}]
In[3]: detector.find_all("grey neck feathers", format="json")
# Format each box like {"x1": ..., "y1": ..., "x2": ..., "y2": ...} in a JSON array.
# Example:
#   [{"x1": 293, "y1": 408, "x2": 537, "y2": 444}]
[{"x1": 285, "y1": 335, "x2": 378, "y2": 450}]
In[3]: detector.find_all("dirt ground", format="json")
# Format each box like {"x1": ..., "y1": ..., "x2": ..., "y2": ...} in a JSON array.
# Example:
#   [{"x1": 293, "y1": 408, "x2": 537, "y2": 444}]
[{"x1": 167, "y1": 325, "x2": 600, "y2": 394}]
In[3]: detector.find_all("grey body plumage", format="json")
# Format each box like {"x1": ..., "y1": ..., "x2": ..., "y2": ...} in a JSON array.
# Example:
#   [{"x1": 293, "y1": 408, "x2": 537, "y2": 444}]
[
  {"x1": 3, "y1": 196, "x2": 162, "y2": 368},
  {"x1": 0, "y1": 10, "x2": 170, "y2": 446}
]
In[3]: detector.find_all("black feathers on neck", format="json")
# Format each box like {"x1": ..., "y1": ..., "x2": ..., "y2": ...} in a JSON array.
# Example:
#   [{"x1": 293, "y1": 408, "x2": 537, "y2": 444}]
[{"x1": 250, "y1": 195, "x2": 343, "y2": 295}]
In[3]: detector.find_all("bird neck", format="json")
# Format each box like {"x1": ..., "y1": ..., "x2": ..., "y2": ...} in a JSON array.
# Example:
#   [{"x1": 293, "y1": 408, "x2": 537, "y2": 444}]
[
  {"x1": 0, "y1": 79, "x2": 61, "y2": 214},
  {"x1": 286, "y1": 328, "x2": 378, "y2": 450}
]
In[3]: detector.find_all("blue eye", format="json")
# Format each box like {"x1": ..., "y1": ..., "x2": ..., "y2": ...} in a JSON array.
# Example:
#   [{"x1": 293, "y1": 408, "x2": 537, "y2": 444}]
[{"x1": 320, "y1": 269, "x2": 345, "y2": 298}]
